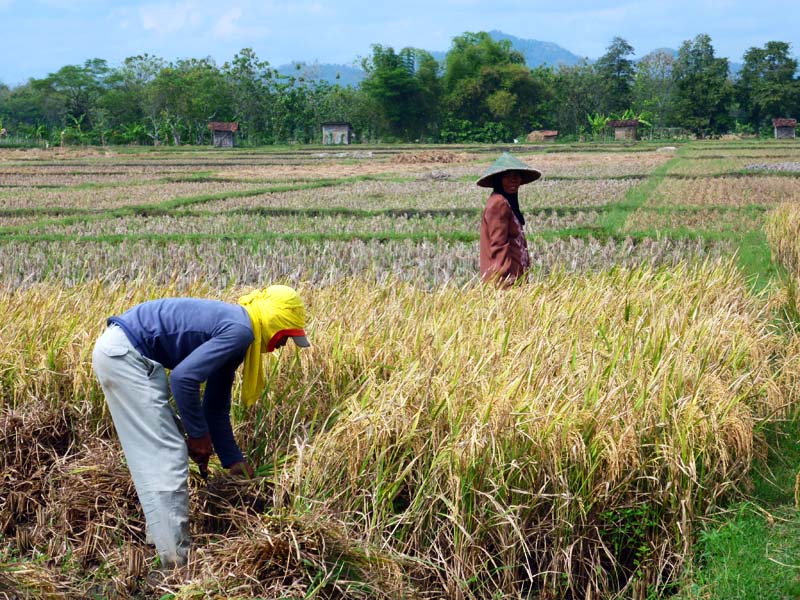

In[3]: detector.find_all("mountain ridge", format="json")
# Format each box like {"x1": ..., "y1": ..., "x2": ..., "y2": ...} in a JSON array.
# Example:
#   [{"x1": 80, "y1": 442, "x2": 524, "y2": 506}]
[{"x1": 277, "y1": 31, "x2": 745, "y2": 86}]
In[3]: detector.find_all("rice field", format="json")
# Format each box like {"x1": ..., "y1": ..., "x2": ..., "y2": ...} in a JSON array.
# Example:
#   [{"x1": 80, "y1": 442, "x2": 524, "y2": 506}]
[
  {"x1": 644, "y1": 175, "x2": 800, "y2": 208},
  {"x1": 1, "y1": 139, "x2": 799, "y2": 599}
]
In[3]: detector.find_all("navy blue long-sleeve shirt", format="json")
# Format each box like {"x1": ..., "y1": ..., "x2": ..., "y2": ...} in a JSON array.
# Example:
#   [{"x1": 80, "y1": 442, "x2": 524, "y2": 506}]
[{"x1": 109, "y1": 298, "x2": 254, "y2": 467}]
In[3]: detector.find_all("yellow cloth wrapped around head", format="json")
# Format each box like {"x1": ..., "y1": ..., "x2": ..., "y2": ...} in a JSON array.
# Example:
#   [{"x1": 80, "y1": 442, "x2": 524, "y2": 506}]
[{"x1": 238, "y1": 285, "x2": 309, "y2": 407}]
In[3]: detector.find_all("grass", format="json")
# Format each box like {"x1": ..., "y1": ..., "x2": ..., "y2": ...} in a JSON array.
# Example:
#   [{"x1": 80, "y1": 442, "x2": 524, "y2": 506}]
[{"x1": 676, "y1": 420, "x2": 800, "y2": 600}]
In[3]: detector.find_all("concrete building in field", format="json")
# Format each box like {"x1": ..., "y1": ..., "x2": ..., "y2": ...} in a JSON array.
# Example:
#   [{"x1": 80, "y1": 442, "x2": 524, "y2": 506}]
[
  {"x1": 321, "y1": 122, "x2": 354, "y2": 145},
  {"x1": 773, "y1": 118, "x2": 797, "y2": 139},
  {"x1": 526, "y1": 130, "x2": 559, "y2": 142},
  {"x1": 607, "y1": 119, "x2": 639, "y2": 140},
  {"x1": 208, "y1": 122, "x2": 239, "y2": 147}
]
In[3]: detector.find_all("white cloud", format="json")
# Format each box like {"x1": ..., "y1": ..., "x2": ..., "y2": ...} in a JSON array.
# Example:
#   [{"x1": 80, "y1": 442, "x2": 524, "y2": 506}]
[
  {"x1": 139, "y1": 1, "x2": 204, "y2": 35},
  {"x1": 212, "y1": 6, "x2": 242, "y2": 38}
]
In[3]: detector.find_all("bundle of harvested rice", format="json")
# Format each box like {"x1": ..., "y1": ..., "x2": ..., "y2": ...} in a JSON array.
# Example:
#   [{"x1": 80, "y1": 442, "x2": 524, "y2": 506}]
[
  {"x1": 0, "y1": 403, "x2": 78, "y2": 543},
  {"x1": 161, "y1": 511, "x2": 422, "y2": 600},
  {"x1": 193, "y1": 473, "x2": 273, "y2": 535},
  {"x1": 41, "y1": 439, "x2": 144, "y2": 565}
]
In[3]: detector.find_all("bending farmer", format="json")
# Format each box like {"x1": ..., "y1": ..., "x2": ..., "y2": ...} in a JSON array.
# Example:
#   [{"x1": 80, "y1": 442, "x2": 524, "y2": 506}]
[{"x1": 92, "y1": 285, "x2": 310, "y2": 568}]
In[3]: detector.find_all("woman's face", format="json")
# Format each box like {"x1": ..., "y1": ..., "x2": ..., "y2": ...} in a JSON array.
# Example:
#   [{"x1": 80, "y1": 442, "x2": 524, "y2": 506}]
[{"x1": 501, "y1": 171, "x2": 522, "y2": 194}]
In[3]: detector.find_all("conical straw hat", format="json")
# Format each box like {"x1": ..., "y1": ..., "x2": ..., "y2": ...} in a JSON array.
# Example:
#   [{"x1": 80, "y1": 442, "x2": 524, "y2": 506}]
[{"x1": 476, "y1": 152, "x2": 542, "y2": 188}]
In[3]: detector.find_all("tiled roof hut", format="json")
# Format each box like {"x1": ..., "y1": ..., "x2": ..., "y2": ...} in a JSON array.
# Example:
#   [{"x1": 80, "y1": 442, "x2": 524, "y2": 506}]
[
  {"x1": 607, "y1": 119, "x2": 639, "y2": 141},
  {"x1": 526, "y1": 130, "x2": 559, "y2": 142},
  {"x1": 209, "y1": 122, "x2": 239, "y2": 148},
  {"x1": 773, "y1": 118, "x2": 797, "y2": 139}
]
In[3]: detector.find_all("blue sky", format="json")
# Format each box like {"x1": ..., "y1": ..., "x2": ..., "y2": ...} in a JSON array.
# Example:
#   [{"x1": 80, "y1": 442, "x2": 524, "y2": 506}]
[{"x1": 1, "y1": 0, "x2": 798, "y2": 86}]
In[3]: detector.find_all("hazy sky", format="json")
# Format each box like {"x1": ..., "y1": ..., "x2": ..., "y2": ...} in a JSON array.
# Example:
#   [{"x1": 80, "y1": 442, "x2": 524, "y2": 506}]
[{"x1": 1, "y1": 0, "x2": 798, "y2": 85}]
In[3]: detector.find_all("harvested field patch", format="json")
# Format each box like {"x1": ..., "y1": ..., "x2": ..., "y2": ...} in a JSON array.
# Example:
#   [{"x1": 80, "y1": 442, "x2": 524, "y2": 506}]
[
  {"x1": 515, "y1": 150, "x2": 672, "y2": 177},
  {"x1": 744, "y1": 162, "x2": 800, "y2": 173},
  {"x1": 648, "y1": 176, "x2": 800, "y2": 208},
  {"x1": 623, "y1": 208, "x2": 760, "y2": 234},
  {"x1": 216, "y1": 158, "x2": 481, "y2": 181},
  {"x1": 0, "y1": 237, "x2": 732, "y2": 289},
  {"x1": 0, "y1": 166, "x2": 197, "y2": 187},
  {"x1": 202, "y1": 178, "x2": 636, "y2": 212},
  {"x1": 0, "y1": 215, "x2": 44, "y2": 228},
  {"x1": 391, "y1": 150, "x2": 474, "y2": 164},
  {"x1": 669, "y1": 154, "x2": 800, "y2": 176},
  {"x1": 683, "y1": 146, "x2": 800, "y2": 158},
  {"x1": 0, "y1": 147, "x2": 120, "y2": 162},
  {"x1": 0, "y1": 180, "x2": 272, "y2": 210},
  {"x1": 19, "y1": 209, "x2": 600, "y2": 237}
]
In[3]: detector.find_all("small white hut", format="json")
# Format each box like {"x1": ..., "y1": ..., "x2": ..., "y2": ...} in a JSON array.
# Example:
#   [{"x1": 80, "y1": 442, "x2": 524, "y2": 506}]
[{"x1": 321, "y1": 122, "x2": 354, "y2": 145}]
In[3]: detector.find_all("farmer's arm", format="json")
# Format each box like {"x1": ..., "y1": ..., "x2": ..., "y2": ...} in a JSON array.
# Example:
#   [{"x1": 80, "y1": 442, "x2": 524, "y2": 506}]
[
  {"x1": 203, "y1": 366, "x2": 245, "y2": 468},
  {"x1": 170, "y1": 324, "x2": 252, "y2": 440}
]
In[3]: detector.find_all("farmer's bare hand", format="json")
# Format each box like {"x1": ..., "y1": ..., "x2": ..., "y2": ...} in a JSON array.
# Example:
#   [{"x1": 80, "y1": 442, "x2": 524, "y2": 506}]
[
  {"x1": 228, "y1": 460, "x2": 254, "y2": 479},
  {"x1": 186, "y1": 433, "x2": 213, "y2": 466}
]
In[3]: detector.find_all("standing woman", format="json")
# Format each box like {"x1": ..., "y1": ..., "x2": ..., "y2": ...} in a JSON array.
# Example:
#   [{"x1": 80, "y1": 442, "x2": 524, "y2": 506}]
[{"x1": 478, "y1": 152, "x2": 542, "y2": 285}]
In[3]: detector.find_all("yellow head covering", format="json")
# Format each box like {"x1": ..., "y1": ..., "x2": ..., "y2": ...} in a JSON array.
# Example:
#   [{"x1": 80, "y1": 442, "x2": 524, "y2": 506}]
[{"x1": 238, "y1": 285, "x2": 308, "y2": 407}]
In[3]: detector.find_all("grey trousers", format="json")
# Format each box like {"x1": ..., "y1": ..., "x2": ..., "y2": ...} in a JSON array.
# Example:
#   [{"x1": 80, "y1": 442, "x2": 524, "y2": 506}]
[{"x1": 92, "y1": 324, "x2": 190, "y2": 568}]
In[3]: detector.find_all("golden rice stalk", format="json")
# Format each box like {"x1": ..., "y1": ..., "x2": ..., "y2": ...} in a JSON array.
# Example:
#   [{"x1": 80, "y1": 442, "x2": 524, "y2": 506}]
[
  {"x1": 766, "y1": 202, "x2": 800, "y2": 275},
  {"x1": 275, "y1": 260, "x2": 792, "y2": 597},
  {"x1": 0, "y1": 260, "x2": 797, "y2": 598},
  {"x1": 0, "y1": 280, "x2": 215, "y2": 413}
]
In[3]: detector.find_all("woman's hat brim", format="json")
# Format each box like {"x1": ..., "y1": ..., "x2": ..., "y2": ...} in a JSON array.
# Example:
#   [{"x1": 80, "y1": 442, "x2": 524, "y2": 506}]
[
  {"x1": 476, "y1": 168, "x2": 542, "y2": 187},
  {"x1": 476, "y1": 152, "x2": 542, "y2": 187}
]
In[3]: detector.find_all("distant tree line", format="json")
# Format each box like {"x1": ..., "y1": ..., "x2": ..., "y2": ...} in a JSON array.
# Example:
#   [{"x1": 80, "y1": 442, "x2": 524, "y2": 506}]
[{"x1": 0, "y1": 32, "x2": 798, "y2": 145}]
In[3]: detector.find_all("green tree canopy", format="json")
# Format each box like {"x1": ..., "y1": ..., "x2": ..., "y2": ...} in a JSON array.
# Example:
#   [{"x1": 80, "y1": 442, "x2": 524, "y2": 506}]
[
  {"x1": 442, "y1": 31, "x2": 544, "y2": 138},
  {"x1": 360, "y1": 45, "x2": 433, "y2": 140},
  {"x1": 673, "y1": 34, "x2": 733, "y2": 137},
  {"x1": 595, "y1": 37, "x2": 636, "y2": 115},
  {"x1": 29, "y1": 59, "x2": 110, "y2": 131},
  {"x1": 736, "y1": 41, "x2": 800, "y2": 131},
  {"x1": 549, "y1": 62, "x2": 603, "y2": 135},
  {"x1": 633, "y1": 49, "x2": 677, "y2": 127}
]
